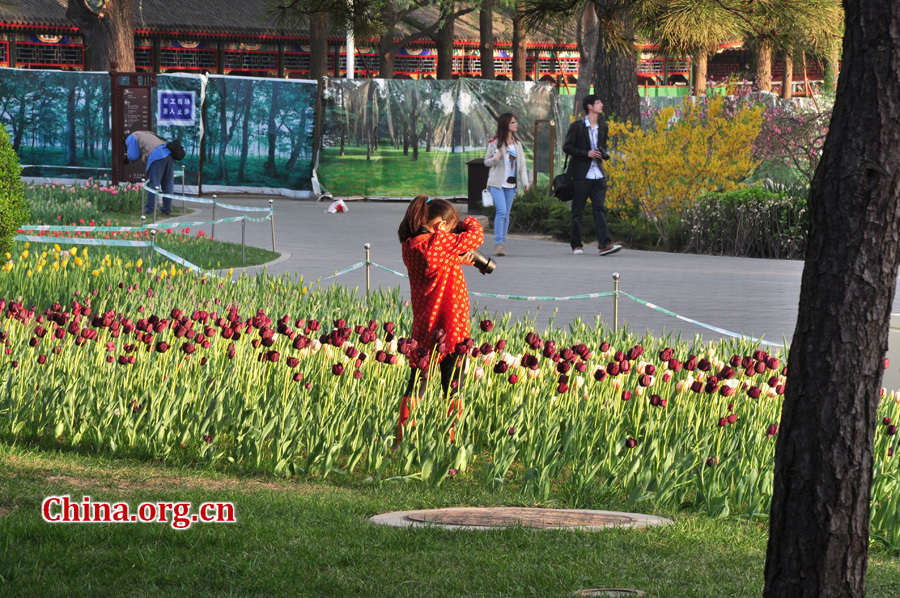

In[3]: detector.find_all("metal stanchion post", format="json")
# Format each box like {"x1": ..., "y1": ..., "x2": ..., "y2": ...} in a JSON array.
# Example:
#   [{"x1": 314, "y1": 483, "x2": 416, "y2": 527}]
[
  {"x1": 140, "y1": 215, "x2": 146, "y2": 264},
  {"x1": 241, "y1": 215, "x2": 246, "y2": 265},
  {"x1": 154, "y1": 186, "x2": 160, "y2": 224},
  {"x1": 181, "y1": 166, "x2": 186, "y2": 207},
  {"x1": 269, "y1": 199, "x2": 276, "y2": 252},
  {"x1": 364, "y1": 243, "x2": 371, "y2": 299},
  {"x1": 612, "y1": 272, "x2": 620, "y2": 332},
  {"x1": 149, "y1": 229, "x2": 157, "y2": 271},
  {"x1": 211, "y1": 194, "x2": 217, "y2": 240}
]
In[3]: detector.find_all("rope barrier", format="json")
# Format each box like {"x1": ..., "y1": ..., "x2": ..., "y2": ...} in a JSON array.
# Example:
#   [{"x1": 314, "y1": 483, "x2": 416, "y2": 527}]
[
  {"x1": 326, "y1": 256, "x2": 788, "y2": 348},
  {"x1": 140, "y1": 182, "x2": 273, "y2": 214}
]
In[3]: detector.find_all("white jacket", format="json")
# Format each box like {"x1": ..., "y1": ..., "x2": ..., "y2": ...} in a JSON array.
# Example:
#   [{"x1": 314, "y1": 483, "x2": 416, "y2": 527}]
[{"x1": 484, "y1": 139, "x2": 529, "y2": 192}]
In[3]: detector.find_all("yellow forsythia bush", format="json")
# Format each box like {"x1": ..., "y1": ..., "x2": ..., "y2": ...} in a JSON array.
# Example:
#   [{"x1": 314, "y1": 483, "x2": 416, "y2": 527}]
[{"x1": 606, "y1": 96, "x2": 763, "y2": 242}]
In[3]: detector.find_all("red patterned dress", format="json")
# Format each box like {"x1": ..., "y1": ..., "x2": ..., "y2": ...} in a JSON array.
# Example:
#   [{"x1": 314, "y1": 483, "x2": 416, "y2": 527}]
[{"x1": 401, "y1": 217, "x2": 484, "y2": 359}]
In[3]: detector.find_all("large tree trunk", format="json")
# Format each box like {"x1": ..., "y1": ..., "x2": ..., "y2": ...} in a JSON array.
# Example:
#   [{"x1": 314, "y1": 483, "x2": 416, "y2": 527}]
[
  {"x1": 433, "y1": 4, "x2": 455, "y2": 80},
  {"x1": 756, "y1": 38, "x2": 773, "y2": 92},
  {"x1": 479, "y1": 0, "x2": 495, "y2": 80},
  {"x1": 66, "y1": 0, "x2": 134, "y2": 71},
  {"x1": 763, "y1": 1, "x2": 900, "y2": 596},
  {"x1": 781, "y1": 51, "x2": 793, "y2": 99},
  {"x1": 692, "y1": 52, "x2": 708, "y2": 96},
  {"x1": 593, "y1": 0, "x2": 640, "y2": 124},
  {"x1": 512, "y1": 0, "x2": 528, "y2": 81},
  {"x1": 378, "y1": 3, "x2": 399, "y2": 78},
  {"x1": 574, "y1": 3, "x2": 598, "y2": 118},
  {"x1": 309, "y1": 13, "x2": 329, "y2": 82}
]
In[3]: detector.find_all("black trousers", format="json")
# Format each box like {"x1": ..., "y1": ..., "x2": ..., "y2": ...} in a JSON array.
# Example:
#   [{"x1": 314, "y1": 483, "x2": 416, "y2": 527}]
[
  {"x1": 571, "y1": 178, "x2": 611, "y2": 249},
  {"x1": 404, "y1": 352, "x2": 464, "y2": 399}
]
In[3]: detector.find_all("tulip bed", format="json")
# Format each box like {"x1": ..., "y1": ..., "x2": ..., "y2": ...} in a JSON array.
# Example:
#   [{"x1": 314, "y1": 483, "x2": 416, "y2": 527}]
[{"x1": 2, "y1": 246, "x2": 900, "y2": 552}]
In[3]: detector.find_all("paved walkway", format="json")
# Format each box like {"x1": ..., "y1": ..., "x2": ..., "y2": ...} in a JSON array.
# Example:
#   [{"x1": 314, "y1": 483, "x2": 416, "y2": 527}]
[{"x1": 162, "y1": 196, "x2": 807, "y2": 345}]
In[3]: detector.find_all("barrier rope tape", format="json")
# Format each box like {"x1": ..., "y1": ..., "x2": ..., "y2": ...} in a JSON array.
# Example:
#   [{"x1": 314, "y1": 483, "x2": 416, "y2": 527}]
[
  {"x1": 14, "y1": 234, "x2": 151, "y2": 247},
  {"x1": 18, "y1": 215, "x2": 246, "y2": 235},
  {"x1": 151, "y1": 246, "x2": 226, "y2": 280},
  {"x1": 141, "y1": 182, "x2": 273, "y2": 214},
  {"x1": 324, "y1": 262, "x2": 366, "y2": 279},
  {"x1": 329, "y1": 260, "x2": 786, "y2": 347},
  {"x1": 619, "y1": 292, "x2": 786, "y2": 348}
]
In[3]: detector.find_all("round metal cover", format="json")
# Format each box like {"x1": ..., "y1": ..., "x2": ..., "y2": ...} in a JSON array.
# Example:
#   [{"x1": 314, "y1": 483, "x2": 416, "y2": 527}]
[{"x1": 368, "y1": 507, "x2": 672, "y2": 530}]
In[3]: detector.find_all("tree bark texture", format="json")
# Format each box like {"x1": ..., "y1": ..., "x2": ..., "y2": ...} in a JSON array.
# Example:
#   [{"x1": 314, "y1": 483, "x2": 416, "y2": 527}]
[
  {"x1": 763, "y1": 2, "x2": 900, "y2": 596},
  {"x1": 756, "y1": 38, "x2": 773, "y2": 92},
  {"x1": 479, "y1": 0, "x2": 495, "y2": 80},
  {"x1": 434, "y1": 5, "x2": 455, "y2": 80},
  {"x1": 781, "y1": 52, "x2": 793, "y2": 99},
  {"x1": 309, "y1": 13, "x2": 328, "y2": 82},
  {"x1": 824, "y1": 45, "x2": 840, "y2": 95},
  {"x1": 592, "y1": 0, "x2": 640, "y2": 124},
  {"x1": 512, "y1": 0, "x2": 528, "y2": 81},
  {"x1": 66, "y1": 0, "x2": 134, "y2": 71},
  {"x1": 574, "y1": 3, "x2": 598, "y2": 118},
  {"x1": 692, "y1": 52, "x2": 708, "y2": 96}
]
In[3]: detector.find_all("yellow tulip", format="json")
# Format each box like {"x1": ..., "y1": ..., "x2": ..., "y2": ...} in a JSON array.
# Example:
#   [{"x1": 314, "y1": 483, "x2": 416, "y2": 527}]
[
  {"x1": 20, "y1": 250, "x2": 28, "y2": 259},
  {"x1": 61, "y1": 260, "x2": 68, "y2": 269},
  {"x1": 91, "y1": 270, "x2": 100, "y2": 276},
  {"x1": 53, "y1": 244, "x2": 61, "y2": 252},
  {"x1": 24, "y1": 242, "x2": 30, "y2": 249},
  {"x1": 74, "y1": 257, "x2": 83, "y2": 267},
  {"x1": 136, "y1": 258, "x2": 143, "y2": 268}
]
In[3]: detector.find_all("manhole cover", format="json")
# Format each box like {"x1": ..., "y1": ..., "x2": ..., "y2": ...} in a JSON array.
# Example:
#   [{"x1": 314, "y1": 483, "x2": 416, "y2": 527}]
[
  {"x1": 369, "y1": 507, "x2": 672, "y2": 530},
  {"x1": 573, "y1": 590, "x2": 645, "y2": 597}
]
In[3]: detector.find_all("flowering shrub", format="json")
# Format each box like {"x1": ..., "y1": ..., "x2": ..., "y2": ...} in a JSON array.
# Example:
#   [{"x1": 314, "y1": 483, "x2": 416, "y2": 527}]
[
  {"x1": 606, "y1": 95, "x2": 764, "y2": 245},
  {"x1": 684, "y1": 187, "x2": 808, "y2": 259},
  {"x1": 753, "y1": 101, "x2": 831, "y2": 187},
  {"x1": 2, "y1": 248, "x2": 900, "y2": 550}
]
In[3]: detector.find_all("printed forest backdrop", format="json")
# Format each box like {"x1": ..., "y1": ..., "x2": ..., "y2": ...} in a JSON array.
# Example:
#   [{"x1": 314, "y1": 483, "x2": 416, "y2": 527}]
[
  {"x1": 318, "y1": 78, "x2": 565, "y2": 197},
  {"x1": 0, "y1": 68, "x2": 570, "y2": 197}
]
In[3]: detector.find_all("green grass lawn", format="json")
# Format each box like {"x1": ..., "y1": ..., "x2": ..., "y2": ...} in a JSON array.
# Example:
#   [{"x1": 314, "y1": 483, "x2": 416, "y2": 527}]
[
  {"x1": 319, "y1": 146, "x2": 485, "y2": 197},
  {"x1": 1, "y1": 443, "x2": 898, "y2": 597}
]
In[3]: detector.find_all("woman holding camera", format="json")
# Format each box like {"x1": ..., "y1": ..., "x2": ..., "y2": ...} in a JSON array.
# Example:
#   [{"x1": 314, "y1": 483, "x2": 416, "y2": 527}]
[
  {"x1": 484, "y1": 113, "x2": 529, "y2": 256},
  {"x1": 396, "y1": 195, "x2": 484, "y2": 442}
]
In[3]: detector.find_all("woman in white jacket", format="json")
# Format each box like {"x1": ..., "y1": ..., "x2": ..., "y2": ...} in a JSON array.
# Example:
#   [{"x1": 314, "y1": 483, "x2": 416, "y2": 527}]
[{"x1": 484, "y1": 112, "x2": 529, "y2": 256}]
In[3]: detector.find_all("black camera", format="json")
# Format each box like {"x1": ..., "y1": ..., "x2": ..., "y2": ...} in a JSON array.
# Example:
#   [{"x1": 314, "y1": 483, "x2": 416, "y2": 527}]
[
  {"x1": 470, "y1": 249, "x2": 497, "y2": 275},
  {"x1": 454, "y1": 223, "x2": 496, "y2": 275},
  {"x1": 599, "y1": 146, "x2": 610, "y2": 160}
]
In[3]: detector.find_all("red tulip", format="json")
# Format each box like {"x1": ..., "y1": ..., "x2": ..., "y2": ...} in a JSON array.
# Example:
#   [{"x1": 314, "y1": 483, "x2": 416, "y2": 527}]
[
  {"x1": 767, "y1": 424, "x2": 778, "y2": 437},
  {"x1": 625, "y1": 438, "x2": 637, "y2": 449}
]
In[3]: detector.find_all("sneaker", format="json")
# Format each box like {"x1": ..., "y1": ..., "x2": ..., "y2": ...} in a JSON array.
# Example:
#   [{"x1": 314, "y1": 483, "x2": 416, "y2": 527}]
[
  {"x1": 599, "y1": 244, "x2": 622, "y2": 256},
  {"x1": 572, "y1": 247, "x2": 583, "y2": 255},
  {"x1": 161, "y1": 210, "x2": 172, "y2": 216},
  {"x1": 495, "y1": 244, "x2": 505, "y2": 256}
]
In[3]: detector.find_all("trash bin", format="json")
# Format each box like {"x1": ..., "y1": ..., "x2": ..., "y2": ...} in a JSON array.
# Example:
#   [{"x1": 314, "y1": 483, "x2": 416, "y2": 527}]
[{"x1": 466, "y1": 158, "x2": 489, "y2": 215}]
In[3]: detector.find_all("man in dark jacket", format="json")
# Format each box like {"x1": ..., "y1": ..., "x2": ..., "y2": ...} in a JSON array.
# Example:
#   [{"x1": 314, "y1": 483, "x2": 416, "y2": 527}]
[
  {"x1": 125, "y1": 130, "x2": 174, "y2": 216},
  {"x1": 563, "y1": 95, "x2": 621, "y2": 256}
]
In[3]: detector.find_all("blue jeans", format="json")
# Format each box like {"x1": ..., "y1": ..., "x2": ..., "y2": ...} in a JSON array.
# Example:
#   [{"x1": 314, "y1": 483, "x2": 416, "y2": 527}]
[
  {"x1": 144, "y1": 155, "x2": 175, "y2": 214},
  {"x1": 489, "y1": 186, "x2": 516, "y2": 244}
]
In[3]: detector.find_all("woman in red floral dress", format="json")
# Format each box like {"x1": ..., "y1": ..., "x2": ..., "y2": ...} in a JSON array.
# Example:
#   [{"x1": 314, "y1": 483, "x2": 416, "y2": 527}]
[{"x1": 396, "y1": 195, "x2": 484, "y2": 441}]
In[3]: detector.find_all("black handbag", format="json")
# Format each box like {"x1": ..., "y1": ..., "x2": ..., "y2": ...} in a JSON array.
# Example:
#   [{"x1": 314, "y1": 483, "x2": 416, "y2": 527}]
[{"x1": 552, "y1": 155, "x2": 573, "y2": 202}]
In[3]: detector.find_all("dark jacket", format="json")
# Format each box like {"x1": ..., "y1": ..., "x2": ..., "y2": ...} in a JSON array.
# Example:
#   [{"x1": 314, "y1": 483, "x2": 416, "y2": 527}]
[{"x1": 563, "y1": 118, "x2": 609, "y2": 180}]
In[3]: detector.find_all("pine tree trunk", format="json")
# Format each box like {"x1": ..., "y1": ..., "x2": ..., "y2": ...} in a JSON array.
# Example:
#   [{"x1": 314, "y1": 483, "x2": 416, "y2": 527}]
[
  {"x1": 512, "y1": 0, "x2": 527, "y2": 81},
  {"x1": 574, "y1": 3, "x2": 598, "y2": 118},
  {"x1": 763, "y1": 1, "x2": 900, "y2": 596},
  {"x1": 781, "y1": 52, "x2": 793, "y2": 99},
  {"x1": 692, "y1": 52, "x2": 708, "y2": 96},
  {"x1": 309, "y1": 13, "x2": 328, "y2": 82},
  {"x1": 66, "y1": 0, "x2": 134, "y2": 71},
  {"x1": 756, "y1": 39, "x2": 773, "y2": 92},
  {"x1": 263, "y1": 85, "x2": 280, "y2": 177},
  {"x1": 66, "y1": 81, "x2": 77, "y2": 166},
  {"x1": 592, "y1": 0, "x2": 640, "y2": 124},
  {"x1": 378, "y1": 34, "x2": 396, "y2": 79},
  {"x1": 434, "y1": 7, "x2": 455, "y2": 80},
  {"x1": 479, "y1": 1, "x2": 495, "y2": 80}
]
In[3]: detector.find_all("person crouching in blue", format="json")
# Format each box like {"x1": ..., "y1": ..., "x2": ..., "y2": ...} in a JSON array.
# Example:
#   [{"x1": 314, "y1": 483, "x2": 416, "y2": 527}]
[{"x1": 125, "y1": 130, "x2": 174, "y2": 216}]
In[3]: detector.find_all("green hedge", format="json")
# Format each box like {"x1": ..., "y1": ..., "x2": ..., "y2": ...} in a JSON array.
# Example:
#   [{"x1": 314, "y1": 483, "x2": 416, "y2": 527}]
[
  {"x1": 684, "y1": 186, "x2": 807, "y2": 259},
  {"x1": 0, "y1": 122, "x2": 28, "y2": 256}
]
